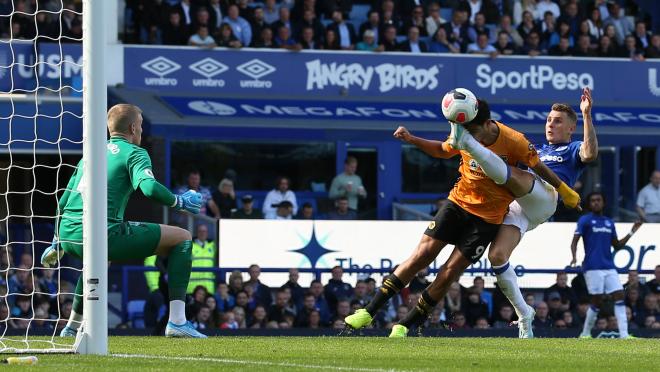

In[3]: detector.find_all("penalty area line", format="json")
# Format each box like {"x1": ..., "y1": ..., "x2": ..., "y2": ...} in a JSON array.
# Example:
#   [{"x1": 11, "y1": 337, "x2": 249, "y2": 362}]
[{"x1": 112, "y1": 353, "x2": 408, "y2": 372}]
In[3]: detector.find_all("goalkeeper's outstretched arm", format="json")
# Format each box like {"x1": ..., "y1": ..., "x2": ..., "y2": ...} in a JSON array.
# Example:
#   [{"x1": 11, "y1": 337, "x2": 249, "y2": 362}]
[
  {"x1": 139, "y1": 178, "x2": 177, "y2": 207},
  {"x1": 138, "y1": 178, "x2": 203, "y2": 214},
  {"x1": 128, "y1": 147, "x2": 202, "y2": 214}
]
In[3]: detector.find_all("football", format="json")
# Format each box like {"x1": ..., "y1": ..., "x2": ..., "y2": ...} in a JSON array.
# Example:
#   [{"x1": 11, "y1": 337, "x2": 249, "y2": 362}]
[{"x1": 441, "y1": 88, "x2": 479, "y2": 124}]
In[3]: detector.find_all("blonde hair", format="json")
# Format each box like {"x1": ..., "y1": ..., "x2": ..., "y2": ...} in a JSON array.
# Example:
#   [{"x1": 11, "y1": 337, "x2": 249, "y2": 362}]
[
  {"x1": 218, "y1": 178, "x2": 234, "y2": 191},
  {"x1": 107, "y1": 104, "x2": 142, "y2": 135}
]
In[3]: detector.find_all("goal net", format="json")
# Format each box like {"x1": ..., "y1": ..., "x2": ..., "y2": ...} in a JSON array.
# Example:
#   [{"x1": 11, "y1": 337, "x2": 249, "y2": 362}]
[{"x1": 0, "y1": 0, "x2": 106, "y2": 354}]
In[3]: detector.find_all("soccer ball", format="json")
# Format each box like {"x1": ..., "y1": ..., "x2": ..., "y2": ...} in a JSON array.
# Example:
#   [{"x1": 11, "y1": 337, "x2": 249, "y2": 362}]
[{"x1": 441, "y1": 88, "x2": 479, "y2": 124}]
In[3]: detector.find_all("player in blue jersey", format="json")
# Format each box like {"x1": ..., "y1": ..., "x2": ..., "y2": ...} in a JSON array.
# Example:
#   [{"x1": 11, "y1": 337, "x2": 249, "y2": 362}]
[
  {"x1": 571, "y1": 192, "x2": 642, "y2": 338},
  {"x1": 448, "y1": 87, "x2": 598, "y2": 338}
]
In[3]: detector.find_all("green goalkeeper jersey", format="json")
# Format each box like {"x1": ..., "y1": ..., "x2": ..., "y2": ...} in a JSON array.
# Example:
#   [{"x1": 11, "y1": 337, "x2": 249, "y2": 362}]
[{"x1": 58, "y1": 136, "x2": 172, "y2": 241}]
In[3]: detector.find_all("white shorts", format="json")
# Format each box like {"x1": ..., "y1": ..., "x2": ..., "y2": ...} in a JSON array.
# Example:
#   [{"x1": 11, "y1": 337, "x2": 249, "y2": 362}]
[
  {"x1": 503, "y1": 177, "x2": 558, "y2": 234},
  {"x1": 584, "y1": 269, "x2": 623, "y2": 295}
]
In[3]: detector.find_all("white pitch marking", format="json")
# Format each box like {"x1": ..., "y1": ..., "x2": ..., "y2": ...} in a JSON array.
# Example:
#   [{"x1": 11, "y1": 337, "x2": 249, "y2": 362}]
[{"x1": 113, "y1": 353, "x2": 409, "y2": 372}]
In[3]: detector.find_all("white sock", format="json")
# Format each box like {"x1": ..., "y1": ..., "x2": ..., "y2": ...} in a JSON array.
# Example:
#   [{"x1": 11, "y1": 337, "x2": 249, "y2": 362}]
[
  {"x1": 67, "y1": 310, "x2": 83, "y2": 330},
  {"x1": 462, "y1": 133, "x2": 509, "y2": 184},
  {"x1": 581, "y1": 306, "x2": 599, "y2": 336},
  {"x1": 168, "y1": 300, "x2": 187, "y2": 325},
  {"x1": 614, "y1": 301, "x2": 629, "y2": 338},
  {"x1": 493, "y1": 262, "x2": 530, "y2": 318}
]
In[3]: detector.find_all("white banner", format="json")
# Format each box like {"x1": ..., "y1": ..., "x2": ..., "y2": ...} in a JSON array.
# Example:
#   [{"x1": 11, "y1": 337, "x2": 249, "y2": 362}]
[{"x1": 218, "y1": 220, "x2": 659, "y2": 288}]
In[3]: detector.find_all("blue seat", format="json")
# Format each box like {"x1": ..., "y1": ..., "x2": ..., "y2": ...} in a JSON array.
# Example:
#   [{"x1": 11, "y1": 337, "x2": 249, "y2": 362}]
[
  {"x1": 349, "y1": 5, "x2": 371, "y2": 23},
  {"x1": 127, "y1": 299, "x2": 146, "y2": 329},
  {"x1": 440, "y1": 8, "x2": 453, "y2": 22},
  {"x1": 310, "y1": 182, "x2": 327, "y2": 193}
]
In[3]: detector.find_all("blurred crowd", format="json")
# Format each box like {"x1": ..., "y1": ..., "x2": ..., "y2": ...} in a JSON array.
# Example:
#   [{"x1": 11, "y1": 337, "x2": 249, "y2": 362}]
[
  {"x1": 117, "y1": 0, "x2": 659, "y2": 58},
  {"x1": 2, "y1": 1, "x2": 657, "y2": 59},
  {"x1": 0, "y1": 248, "x2": 77, "y2": 331},
  {"x1": 0, "y1": 244, "x2": 658, "y2": 334},
  {"x1": 173, "y1": 156, "x2": 368, "y2": 221},
  {"x1": 0, "y1": 0, "x2": 83, "y2": 42},
  {"x1": 149, "y1": 264, "x2": 660, "y2": 332}
]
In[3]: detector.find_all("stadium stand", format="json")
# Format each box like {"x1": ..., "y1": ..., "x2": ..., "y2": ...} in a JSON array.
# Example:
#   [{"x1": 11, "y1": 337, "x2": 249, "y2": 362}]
[{"x1": 110, "y1": 0, "x2": 658, "y2": 58}]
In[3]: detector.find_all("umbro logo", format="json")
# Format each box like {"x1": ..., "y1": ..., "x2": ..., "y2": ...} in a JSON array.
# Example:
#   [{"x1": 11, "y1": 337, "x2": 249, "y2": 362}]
[
  {"x1": 237, "y1": 59, "x2": 276, "y2": 80},
  {"x1": 189, "y1": 58, "x2": 228, "y2": 78},
  {"x1": 141, "y1": 56, "x2": 181, "y2": 77}
]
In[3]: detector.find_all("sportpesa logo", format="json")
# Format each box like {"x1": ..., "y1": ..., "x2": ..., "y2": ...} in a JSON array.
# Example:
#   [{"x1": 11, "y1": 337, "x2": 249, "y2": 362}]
[
  {"x1": 475, "y1": 64, "x2": 594, "y2": 94},
  {"x1": 540, "y1": 154, "x2": 564, "y2": 162}
]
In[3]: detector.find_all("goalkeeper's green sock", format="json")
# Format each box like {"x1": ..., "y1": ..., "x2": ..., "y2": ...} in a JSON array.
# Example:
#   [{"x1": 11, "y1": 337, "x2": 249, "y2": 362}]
[
  {"x1": 167, "y1": 240, "x2": 192, "y2": 325},
  {"x1": 72, "y1": 275, "x2": 83, "y2": 314},
  {"x1": 68, "y1": 276, "x2": 84, "y2": 331}
]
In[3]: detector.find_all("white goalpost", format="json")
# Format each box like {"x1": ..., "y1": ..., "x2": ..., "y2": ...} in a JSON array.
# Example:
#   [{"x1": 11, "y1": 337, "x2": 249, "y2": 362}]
[
  {"x1": 79, "y1": 0, "x2": 107, "y2": 355},
  {"x1": 0, "y1": 0, "x2": 107, "y2": 354}
]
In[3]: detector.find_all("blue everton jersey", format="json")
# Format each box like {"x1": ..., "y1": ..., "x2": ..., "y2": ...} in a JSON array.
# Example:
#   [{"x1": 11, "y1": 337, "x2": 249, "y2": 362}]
[
  {"x1": 575, "y1": 213, "x2": 618, "y2": 271},
  {"x1": 536, "y1": 141, "x2": 585, "y2": 187}
]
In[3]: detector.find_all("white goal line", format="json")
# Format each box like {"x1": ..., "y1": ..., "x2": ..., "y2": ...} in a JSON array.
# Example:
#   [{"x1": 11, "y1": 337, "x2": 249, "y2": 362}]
[{"x1": 113, "y1": 353, "x2": 410, "y2": 372}]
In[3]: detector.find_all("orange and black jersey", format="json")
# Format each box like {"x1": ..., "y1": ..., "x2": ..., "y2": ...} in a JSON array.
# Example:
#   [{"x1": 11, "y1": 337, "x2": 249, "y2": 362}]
[{"x1": 441, "y1": 121, "x2": 540, "y2": 224}]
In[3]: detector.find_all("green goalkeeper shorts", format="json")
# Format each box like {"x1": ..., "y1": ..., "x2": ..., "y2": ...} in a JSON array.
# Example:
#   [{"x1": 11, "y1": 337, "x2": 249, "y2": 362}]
[{"x1": 60, "y1": 221, "x2": 161, "y2": 260}]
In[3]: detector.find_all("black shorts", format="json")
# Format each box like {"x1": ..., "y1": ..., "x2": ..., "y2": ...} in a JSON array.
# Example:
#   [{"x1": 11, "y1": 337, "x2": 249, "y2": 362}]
[{"x1": 424, "y1": 200, "x2": 500, "y2": 263}]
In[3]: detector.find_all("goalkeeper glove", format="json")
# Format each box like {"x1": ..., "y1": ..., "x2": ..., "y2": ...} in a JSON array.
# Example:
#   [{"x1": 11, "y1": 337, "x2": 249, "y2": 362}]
[
  {"x1": 557, "y1": 182, "x2": 581, "y2": 209},
  {"x1": 41, "y1": 237, "x2": 64, "y2": 268},
  {"x1": 173, "y1": 190, "x2": 203, "y2": 214}
]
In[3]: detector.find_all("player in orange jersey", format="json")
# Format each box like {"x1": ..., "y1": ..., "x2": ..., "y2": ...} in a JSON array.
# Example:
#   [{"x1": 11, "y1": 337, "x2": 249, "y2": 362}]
[{"x1": 344, "y1": 99, "x2": 580, "y2": 337}]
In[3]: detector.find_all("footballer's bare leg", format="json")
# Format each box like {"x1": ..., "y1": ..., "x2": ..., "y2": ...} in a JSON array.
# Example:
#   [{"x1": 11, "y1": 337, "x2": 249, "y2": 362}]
[
  {"x1": 503, "y1": 167, "x2": 537, "y2": 198},
  {"x1": 425, "y1": 247, "x2": 471, "y2": 300},
  {"x1": 393, "y1": 234, "x2": 447, "y2": 284},
  {"x1": 155, "y1": 224, "x2": 192, "y2": 256},
  {"x1": 489, "y1": 225, "x2": 522, "y2": 268},
  {"x1": 449, "y1": 122, "x2": 535, "y2": 196},
  {"x1": 394, "y1": 248, "x2": 471, "y2": 333},
  {"x1": 346, "y1": 235, "x2": 447, "y2": 329}
]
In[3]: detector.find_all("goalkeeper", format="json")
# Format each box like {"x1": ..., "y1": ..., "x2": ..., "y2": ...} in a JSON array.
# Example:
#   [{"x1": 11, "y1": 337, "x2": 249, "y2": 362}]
[{"x1": 42, "y1": 104, "x2": 206, "y2": 338}]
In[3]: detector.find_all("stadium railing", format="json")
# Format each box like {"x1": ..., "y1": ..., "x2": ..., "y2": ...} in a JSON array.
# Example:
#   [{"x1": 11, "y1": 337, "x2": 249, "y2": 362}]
[
  {"x1": 162, "y1": 207, "x2": 220, "y2": 240},
  {"x1": 115, "y1": 266, "x2": 654, "y2": 323},
  {"x1": 392, "y1": 202, "x2": 434, "y2": 220}
]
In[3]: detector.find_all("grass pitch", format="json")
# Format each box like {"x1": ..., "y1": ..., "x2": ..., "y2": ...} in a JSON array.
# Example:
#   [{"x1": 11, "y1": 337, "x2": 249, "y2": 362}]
[{"x1": 3, "y1": 337, "x2": 659, "y2": 371}]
